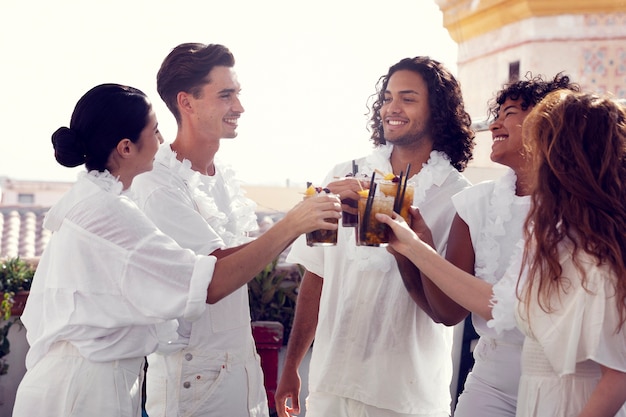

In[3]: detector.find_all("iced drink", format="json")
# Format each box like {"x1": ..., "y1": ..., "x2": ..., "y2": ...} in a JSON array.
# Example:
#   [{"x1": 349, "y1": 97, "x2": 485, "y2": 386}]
[
  {"x1": 356, "y1": 189, "x2": 394, "y2": 246},
  {"x1": 304, "y1": 185, "x2": 339, "y2": 247},
  {"x1": 341, "y1": 175, "x2": 367, "y2": 227},
  {"x1": 356, "y1": 179, "x2": 414, "y2": 247},
  {"x1": 377, "y1": 179, "x2": 415, "y2": 223},
  {"x1": 342, "y1": 198, "x2": 359, "y2": 227}
]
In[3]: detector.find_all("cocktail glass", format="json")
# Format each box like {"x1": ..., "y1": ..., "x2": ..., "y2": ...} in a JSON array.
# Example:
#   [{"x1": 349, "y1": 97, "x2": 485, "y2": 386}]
[{"x1": 305, "y1": 191, "x2": 339, "y2": 247}]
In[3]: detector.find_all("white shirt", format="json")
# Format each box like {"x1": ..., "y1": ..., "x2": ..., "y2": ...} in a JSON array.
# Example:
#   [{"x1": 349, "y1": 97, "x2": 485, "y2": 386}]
[
  {"x1": 132, "y1": 146, "x2": 268, "y2": 417},
  {"x1": 132, "y1": 145, "x2": 259, "y2": 352},
  {"x1": 21, "y1": 171, "x2": 215, "y2": 370},
  {"x1": 287, "y1": 146, "x2": 471, "y2": 415},
  {"x1": 516, "y1": 243, "x2": 626, "y2": 417},
  {"x1": 452, "y1": 169, "x2": 529, "y2": 342}
]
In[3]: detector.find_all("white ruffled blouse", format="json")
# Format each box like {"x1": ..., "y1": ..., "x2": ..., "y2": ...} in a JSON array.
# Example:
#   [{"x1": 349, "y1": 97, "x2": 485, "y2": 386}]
[
  {"x1": 515, "y1": 242, "x2": 626, "y2": 417},
  {"x1": 452, "y1": 168, "x2": 530, "y2": 340}
]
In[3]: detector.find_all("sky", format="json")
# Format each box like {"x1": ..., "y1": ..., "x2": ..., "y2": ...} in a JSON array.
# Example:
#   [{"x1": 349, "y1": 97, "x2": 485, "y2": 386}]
[{"x1": 0, "y1": 0, "x2": 458, "y2": 187}]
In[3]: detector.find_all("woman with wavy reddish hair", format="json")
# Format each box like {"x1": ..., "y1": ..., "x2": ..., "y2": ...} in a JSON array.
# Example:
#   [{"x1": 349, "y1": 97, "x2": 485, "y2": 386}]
[{"x1": 514, "y1": 90, "x2": 626, "y2": 417}]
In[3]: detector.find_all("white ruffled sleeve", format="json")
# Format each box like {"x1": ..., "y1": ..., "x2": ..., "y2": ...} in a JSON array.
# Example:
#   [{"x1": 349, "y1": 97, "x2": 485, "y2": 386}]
[{"x1": 521, "y1": 252, "x2": 626, "y2": 376}]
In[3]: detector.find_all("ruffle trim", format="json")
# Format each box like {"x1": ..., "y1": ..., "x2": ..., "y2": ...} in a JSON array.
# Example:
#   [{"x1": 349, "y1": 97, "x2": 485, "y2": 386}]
[
  {"x1": 476, "y1": 169, "x2": 528, "y2": 333},
  {"x1": 487, "y1": 238, "x2": 525, "y2": 333},
  {"x1": 474, "y1": 169, "x2": 517, "y2": 285},
  {"x1": 82, "y1": 170, "x2": 124, "y2": 195},
  {"x1": 347, "y1": 147, "x2": 454, "y2": 272},
  {"x1": 157, "y1": 146, "x2": 258, "y2": 247}
]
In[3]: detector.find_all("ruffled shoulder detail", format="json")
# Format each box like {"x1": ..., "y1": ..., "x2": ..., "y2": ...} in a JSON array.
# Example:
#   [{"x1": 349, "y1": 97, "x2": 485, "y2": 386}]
[
  {"x1": 474, "y1": 169, "x2": 517, "y2": 285},
  {"x1": 487, "y1": 238, "x2": 525, "y2": 333},
  {"x1": 412, "y1": 151, "x2": 453, "y2": 206},
  {"x1": 520, "y1": 248, "x2": 626, "y2": 375},
  {"x1": 83, "y1": 170, "x2": 124, "y2": 195},
  {"x1": 156, "y1": 146, "x2": 258, "y2": 247}
]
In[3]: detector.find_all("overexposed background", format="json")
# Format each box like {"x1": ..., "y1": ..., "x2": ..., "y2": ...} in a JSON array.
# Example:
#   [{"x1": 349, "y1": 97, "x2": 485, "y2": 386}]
[{"x1": 0, "y1": 0, "x2": 457, "y2": 186}]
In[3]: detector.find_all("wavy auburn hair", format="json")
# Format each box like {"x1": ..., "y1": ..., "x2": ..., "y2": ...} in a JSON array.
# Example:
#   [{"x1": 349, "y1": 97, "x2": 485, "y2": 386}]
[{"x1": 521, "y1": 90, "x2": 626, "y2": 329}]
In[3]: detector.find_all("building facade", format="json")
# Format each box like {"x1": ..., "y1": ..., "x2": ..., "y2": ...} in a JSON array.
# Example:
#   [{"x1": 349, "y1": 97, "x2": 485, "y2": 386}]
[{"x1": 436, "y1": 0, "x2": 626, "y2": 181}]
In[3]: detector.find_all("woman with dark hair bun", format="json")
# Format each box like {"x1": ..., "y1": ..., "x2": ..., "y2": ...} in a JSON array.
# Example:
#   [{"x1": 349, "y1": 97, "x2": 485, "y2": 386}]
[
  {"x1": 52, "y1": 83, "x2": 155, "y2": 172},
  {"x1": 13, "y1": 84, "x2": 341, "y2": 417}
]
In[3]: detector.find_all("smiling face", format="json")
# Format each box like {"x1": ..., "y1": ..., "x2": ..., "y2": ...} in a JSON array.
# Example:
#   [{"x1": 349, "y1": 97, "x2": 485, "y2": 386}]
[
  {"x1": 380, "y1": 69, "x2": 432, "y2": 148},
  {"x1": 188, "y1": 66, "x2": 244, "y2": 140},
  {"x1": 489, "y1": 97, "x2": 533, "y2": 170}
]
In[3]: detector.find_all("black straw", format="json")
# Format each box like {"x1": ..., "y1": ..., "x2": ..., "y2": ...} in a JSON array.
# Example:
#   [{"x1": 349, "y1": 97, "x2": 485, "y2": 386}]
[
  {"x1": 361, "y1": 172, "x2": 377, "y2": 239},
  {"x1": 398, "y1": 164, "x2": 412, "y2": 215},
  {"x1": 393, "y1": 170, "x2": 404, "y2": 213}
]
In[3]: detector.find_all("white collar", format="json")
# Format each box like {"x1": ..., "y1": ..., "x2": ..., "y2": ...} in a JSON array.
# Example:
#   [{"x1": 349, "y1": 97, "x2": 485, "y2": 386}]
[{"x1": 155, "y1": 145, "x2": 258, "y2": 247}]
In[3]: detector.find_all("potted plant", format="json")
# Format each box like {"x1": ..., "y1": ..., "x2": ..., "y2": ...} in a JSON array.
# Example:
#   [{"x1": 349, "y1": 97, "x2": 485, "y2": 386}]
[
  {"x1": 248, "y1": 257, "x2": 302, "y2": 415},
  {"x1": 0, "y1": 257, "x2": 36, "y2": 376}
]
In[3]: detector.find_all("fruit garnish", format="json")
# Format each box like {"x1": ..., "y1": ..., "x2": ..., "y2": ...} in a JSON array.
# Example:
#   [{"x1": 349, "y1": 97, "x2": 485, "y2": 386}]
[
  {"x1": 383, "y1": 173, "x2": 396, "y2": 181},
  {"x1": 305, "y1": 184, "x2": 316, "y2": 196},
  {"x1": 357, "y1": 189, "x2": 370, "y2": 198}
]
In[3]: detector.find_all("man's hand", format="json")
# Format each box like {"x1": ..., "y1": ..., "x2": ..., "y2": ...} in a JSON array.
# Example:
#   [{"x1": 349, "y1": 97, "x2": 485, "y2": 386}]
[{"x1": 274, "y1": 367, "x2": 302, "y2": 416}]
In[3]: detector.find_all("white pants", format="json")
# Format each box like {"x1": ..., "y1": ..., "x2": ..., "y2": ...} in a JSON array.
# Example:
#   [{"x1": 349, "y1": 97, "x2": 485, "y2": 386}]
[
  {"x1": 146, "y1": 344, "x2": 268, "y2": 417},
  {"x1": 306, "y1": 392, "x2": 449, "y2": 417},
  {"x1": 13, "y1": 341, "x2": 145, "y2": 417},
  {"x1": 453, "y1": 337, "x2": 521, "y2": 417}
]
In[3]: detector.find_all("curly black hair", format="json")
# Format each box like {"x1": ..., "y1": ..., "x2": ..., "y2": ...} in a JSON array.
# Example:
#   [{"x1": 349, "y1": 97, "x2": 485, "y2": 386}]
[
  {"x1": 488, "y1": 72, "x2": 580, "y2": 120},
  {"x1": 368, "y1": 56, "x2": 475, "y2": 171}
]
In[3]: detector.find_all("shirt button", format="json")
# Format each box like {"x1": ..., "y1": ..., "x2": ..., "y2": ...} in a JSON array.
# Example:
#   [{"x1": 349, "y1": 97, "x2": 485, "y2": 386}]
[
  {"x1": 183, "y1": 381, "x2": 191, "y2": 389},
  {"x1": 185, "y1": 353, "x2": 193, "y2": 361}
]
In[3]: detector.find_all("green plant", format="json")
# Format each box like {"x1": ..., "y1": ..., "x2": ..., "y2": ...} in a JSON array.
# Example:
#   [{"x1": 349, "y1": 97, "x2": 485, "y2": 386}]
[
  {"x1": 0, "y1": 256, "x2": 35, "y2": 293},
  {"x1": 248, "y1": 258, "x2": 302, "y2": 345},
  {"x1": 0, "y1": 257, "x2": 35, "y2": 375}
]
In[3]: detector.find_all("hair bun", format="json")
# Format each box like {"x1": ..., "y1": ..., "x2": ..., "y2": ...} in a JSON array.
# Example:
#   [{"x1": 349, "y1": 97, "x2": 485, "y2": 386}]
[{"x1": 51, "y1": 126, "x2": 87, "y2": 167}]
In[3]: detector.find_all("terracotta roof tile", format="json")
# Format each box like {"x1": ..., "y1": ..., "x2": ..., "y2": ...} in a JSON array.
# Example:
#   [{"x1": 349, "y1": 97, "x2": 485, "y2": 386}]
[{"x1": 0, "y1": 207, "x2": 50, "y2": 259}]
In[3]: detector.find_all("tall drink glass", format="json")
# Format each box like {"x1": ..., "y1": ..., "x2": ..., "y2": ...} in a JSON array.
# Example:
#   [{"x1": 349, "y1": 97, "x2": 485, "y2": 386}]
[
  {"x1": 341, "y1": 175, "x2": 367, "y2": 227},
  {"x1": 355, "y1": 180, "x2": 414, "y2": 246},
  {"x1": 304, "y1": 186, "x2": 339, "y2": 247}
]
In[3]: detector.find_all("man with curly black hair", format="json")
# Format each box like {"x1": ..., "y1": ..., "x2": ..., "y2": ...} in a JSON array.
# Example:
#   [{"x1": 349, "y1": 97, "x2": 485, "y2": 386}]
[
  {"x1": 383, "y1": 72, "x2": 579, "y2": 417},
  {"x1": 275, "y1": 56, "x2": 475, "y2": 417}
]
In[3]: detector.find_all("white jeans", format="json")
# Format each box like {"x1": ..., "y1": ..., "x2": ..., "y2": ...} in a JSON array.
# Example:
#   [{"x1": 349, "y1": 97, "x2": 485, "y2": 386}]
[
  {"x1": 146, "y1": 344, "x2": 268, "y2": 417},
  {"x1": 13, "y1": 341, "x2": 145, "y2": 417}
]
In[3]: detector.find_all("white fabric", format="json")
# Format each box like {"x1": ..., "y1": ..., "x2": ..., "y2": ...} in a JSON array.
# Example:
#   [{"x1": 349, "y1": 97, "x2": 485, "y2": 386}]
[
  {"x1": 453, "y1": 339, "x2": 521, "y2": 417},
  {"x1": 452, "y1": 169, "x2": 529, "y2": 341},
  {"x1": 306, "y1": 391, "x2": 433, "y2": 417},
  {"x1": 451, "y1": 169, "x2": 529, "y2": 417},
  {"x1": 287, "y1": 145, "x2": 470, "y2": 415},
  {"x1": 15, "y1": 171, "x2": 216, "y2": 416},
  {"x1": 146, "y1": 342, "x2": 266, "y2": 417},
  {"x1": 14, "y1": 342, "x2": 145, "y2": 417},
  {"x1": 516, "y1": 243, "x2": 626, "y2": 417},
  {"x1": 132, "y1": 145, "x2": 267, "y2": 417}
]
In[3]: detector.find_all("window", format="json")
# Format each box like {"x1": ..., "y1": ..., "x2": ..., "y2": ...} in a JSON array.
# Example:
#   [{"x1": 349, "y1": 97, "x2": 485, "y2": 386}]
[
  {"x1": 509, "y1": 61, "x2": 520, "y2": 82},
  {"x1": 17, "y1": 193, "x2": 34, "y2": 204}
]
